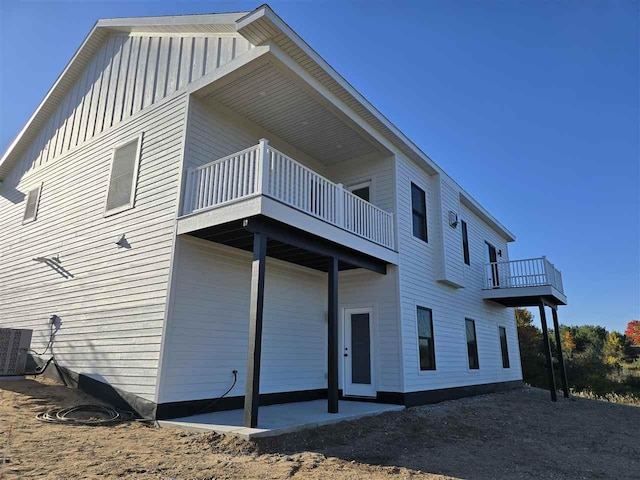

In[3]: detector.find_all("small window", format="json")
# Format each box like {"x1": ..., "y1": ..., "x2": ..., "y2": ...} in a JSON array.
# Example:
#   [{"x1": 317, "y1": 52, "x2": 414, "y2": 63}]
[
  {"x1": 461, "y1": 220, "x2": 470, "y2": 265},
  {"x1": 348, "y1": 181, "x2": 371, "y2": 202},
  {"x1": 465, "y1": 318, "x2": 479, "y2": 369},
  {"x1": 23, "y1": 183, "x2": 42, "y2": 224},
  {"x1": 417, "y1": 306, "x2": 436, "y2": 370},
  {"x1": 105, "y1": 134, "x2": 142, "y2": 215},
  {"x1": 411, "y1": 182, "x2": 427, "y2": 242},
  {"x1": 499, "y1": 326, "x2": 510, "y2": 368}
]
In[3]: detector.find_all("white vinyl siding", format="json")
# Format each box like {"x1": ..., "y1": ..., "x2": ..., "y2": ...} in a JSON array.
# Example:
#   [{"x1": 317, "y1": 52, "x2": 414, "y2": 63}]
[
  {"x1": 395, "y1": 154, "x2": 522, "y2": 392},
  {"x1": 157, "y1": 237, "x2": 328, "y2": 403},
  {"x1": 326, "y1": 151, "x2": 395, "y2": 215},
  {"x1": 0, "y1": 93, "x2": 187, "y2": 400},
  {"x1": 166, "y1": 99, "x2": 403, "y2": 399},
  {"x1": 104, "y1": 134, "x2": 142, "y2": 215},
  {"x1": 337, "y1": 267, "x2": 401, "y2": 392},
  {"x1": 22, "y1": 183, "x2": 42, "y2": 223}
]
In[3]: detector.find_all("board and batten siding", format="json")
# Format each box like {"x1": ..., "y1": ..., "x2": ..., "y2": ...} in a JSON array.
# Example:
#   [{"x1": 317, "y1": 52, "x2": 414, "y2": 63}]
[
  {"x1": 8, "y1": 33, "x2": 252, "y2": 184},
  {"x1": 0, "y1": 92, "x2": 188, "y2": 400},
  {"x1": 156, "y1": 237, "x2": 328, "y2": 403},
  {"x1": 395, "y1": 155, "x2": 522, "y2": 392}
]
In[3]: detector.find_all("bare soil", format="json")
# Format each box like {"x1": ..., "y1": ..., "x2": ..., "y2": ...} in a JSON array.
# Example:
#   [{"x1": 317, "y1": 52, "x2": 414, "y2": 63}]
[{"x1": 0, "y1": 377, "x2": 638, "y2": 479}]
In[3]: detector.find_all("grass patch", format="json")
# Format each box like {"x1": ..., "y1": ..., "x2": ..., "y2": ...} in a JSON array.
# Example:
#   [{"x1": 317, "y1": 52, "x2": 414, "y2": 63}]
[{"x1": 572, "y1": 389, "x2": 640, "y2": 406}]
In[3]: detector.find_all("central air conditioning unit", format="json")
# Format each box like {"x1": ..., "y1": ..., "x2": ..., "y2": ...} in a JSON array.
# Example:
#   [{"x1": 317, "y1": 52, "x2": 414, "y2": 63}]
[{"x1": 0, "y1": 329, "x2": 33, "y2": 376}]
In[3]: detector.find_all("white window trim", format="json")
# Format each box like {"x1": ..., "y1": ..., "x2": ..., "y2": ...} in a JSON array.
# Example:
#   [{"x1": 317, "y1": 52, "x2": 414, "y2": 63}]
[
  {"x1": 22, "y1": 182, "x2": 43, "y2": 224},
  {"x1": 104, "y1": 133, "x2": 143, "y2": 217},
  {"x1": 346, "y1": 179, "x2": 374, "y2": 203}
]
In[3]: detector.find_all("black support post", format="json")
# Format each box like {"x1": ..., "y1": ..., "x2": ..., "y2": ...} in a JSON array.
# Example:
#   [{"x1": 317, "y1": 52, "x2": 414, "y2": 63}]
[
  {"x1": 551, "y1": 307, "x2": 570, "y2": 398},
  {"x1": 244, "y1": 232, "x2": 267, "y2": 428},
  {"x1": 538, "y1": 302, "x2": 557, "y2": 402},
  {"x1": 327, "y1": 256, "x2": 339, "y2": 413}
]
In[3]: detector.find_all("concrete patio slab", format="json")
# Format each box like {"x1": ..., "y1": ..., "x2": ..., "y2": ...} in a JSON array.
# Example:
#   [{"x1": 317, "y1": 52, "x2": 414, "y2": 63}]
[{"x1": 158, "y1": 399, "x2": 404, "y2": 439}]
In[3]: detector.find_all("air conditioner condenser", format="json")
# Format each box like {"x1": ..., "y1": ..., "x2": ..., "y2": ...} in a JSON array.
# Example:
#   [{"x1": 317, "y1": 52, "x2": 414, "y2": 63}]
[{"x1": 0, "y1": 328, "x2": 33, "y2": 376}]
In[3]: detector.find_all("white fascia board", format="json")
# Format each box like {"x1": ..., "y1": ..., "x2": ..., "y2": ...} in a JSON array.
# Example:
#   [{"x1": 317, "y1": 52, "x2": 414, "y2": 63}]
[
  {"x1": 237, "y1": 4, "x2": 516, "y2": 244},
  {"x1": 96, "y1": 12, "x2": 249, "y2": 28}
]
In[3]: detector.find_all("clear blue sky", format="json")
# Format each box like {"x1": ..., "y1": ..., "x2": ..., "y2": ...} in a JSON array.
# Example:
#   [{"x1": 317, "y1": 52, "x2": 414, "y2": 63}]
[{"x1": 1, "y1": 1, "x2": 638, "y2": 332}]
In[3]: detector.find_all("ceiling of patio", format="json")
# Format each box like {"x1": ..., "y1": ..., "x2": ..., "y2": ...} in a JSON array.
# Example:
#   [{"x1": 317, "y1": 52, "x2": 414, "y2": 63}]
[{"x1": 199, "y1": 61, "x2": 383, "y2": 165}]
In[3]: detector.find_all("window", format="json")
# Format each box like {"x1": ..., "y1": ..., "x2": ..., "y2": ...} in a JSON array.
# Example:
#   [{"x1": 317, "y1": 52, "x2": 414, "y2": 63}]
[
  {"x1": 105, "y1": 135, "x2": 142, "y2": 215},
  {"x1": 499, "y1": 326, "x2": 510, "y2": 368},
  {"x1": 417, "y1": 307, "x2": 436, "y2": 370},
  {"x1": 23, "y1": 183, "x2": 42, "y2": 223},
  {"x1": 348, "y1": 181, "x2": 371, "y2": 202},
  {"x1": 465, "y1": 318, "x2": 479, "y2": 369},
  {"x1": 411, "y1": 183, "x2": 427, "y2": 242},
  {"x1": 461, "y1": 220, "x2": 470, "y2": 265}
]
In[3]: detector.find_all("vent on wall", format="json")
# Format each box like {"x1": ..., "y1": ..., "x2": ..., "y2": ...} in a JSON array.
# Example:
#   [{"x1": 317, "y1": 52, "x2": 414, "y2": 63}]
[{"x1": 0, "y1": 329, "x2": 33, "y2": 376}]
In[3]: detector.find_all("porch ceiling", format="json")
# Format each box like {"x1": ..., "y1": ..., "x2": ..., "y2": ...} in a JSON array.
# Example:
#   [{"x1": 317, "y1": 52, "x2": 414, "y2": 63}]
[{"x1": 199, "y1": 62, "x2": 381, "y2": 164}]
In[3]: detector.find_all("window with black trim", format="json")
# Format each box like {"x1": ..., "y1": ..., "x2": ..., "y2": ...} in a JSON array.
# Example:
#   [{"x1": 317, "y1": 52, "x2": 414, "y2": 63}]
[
  {"x1": 411, "y1": 182, "x2": 427, "y2": 242},
  {"x1": 499, "y1": 326, "x2": 510, "y2": 368},
  {"x1": 105, "y1": 134, "x2": 142, "y2": 215},
  {"x1": 23, "y1": 183, "x2": 42, "y2": 224},
  {"x1": 465, "y1": 318, "x2": 479, "y2": 369},
  {"x1": 461, "y1": 220, "x2": 470, "y2": 265},
  {"x1": 417, "y1": 306, "x2": 436, "y2": 370}
]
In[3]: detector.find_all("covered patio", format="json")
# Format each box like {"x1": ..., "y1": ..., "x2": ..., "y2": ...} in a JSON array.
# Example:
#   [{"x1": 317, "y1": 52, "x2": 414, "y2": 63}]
[{"x1": 158, "y1": 399, "x2": 403, "y2": 439}]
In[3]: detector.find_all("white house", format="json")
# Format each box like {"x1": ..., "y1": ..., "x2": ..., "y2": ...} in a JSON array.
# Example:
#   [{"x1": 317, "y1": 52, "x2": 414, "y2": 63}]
[{"x1": 0, "y1": 5, "x2": 568, "y2": 426}]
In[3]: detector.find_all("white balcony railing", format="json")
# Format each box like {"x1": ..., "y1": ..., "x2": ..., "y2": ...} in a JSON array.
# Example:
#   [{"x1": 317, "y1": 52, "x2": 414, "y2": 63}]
[
  {"x1": 484, "y1": 257, "x2": 564, "y2": 294},
  {"x1": 184, "y1": 139, "x2": 395, "y2": 249}
]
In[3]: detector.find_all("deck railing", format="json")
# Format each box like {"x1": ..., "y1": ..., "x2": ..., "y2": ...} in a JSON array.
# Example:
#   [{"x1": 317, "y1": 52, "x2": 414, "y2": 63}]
[
  {"x1": 484, "y1": 257, "x2": 564, "y2": 294},
  {"x1": 185, "y1": 139, "x2": 395, "y2": 249}
]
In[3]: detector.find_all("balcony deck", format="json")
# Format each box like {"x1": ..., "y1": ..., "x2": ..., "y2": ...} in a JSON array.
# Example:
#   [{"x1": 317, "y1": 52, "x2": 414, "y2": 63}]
[
  {"x1": 482, "y1": 257, "x2": 567, "y2": 307},
  {"x1": 176, "y1": 140, "x2": 398, "y2": 269}
]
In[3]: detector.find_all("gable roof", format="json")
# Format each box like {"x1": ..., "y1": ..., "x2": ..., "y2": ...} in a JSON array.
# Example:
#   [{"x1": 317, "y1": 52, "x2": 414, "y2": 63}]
[
  {"x1": 0, "y1": 12, "x2": 247, "y2": 181},
  {"x1": 0, "y1": 5, "x2": 515, "y2": 242}
]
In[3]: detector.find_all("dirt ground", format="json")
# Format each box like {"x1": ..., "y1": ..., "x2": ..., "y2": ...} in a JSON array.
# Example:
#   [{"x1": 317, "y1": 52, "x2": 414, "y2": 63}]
[{"x1": 0, "y1": 378, "x2": 638, "y2": 480}]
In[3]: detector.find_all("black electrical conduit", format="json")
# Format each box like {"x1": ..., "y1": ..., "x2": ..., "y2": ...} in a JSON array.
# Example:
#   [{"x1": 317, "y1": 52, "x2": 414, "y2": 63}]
[{"x1": 189, "y1": 370, "x2": 238, "y2": 417}]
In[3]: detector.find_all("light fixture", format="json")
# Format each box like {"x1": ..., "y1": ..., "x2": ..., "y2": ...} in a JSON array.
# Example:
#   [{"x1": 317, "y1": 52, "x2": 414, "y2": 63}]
[
  {"x1": 115, "y1": 234, "x2": 131, "y2": 249},
  {"x1": 448, "y1": 211, "x2": 459, "y2": 228}
]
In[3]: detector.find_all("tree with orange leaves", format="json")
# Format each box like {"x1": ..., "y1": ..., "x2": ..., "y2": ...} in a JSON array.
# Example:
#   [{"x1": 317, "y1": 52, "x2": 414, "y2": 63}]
[
  {"x1": 625, "y1": 320, "x2": 640, "y2": 345},
  {"x1": 562, "y1": 330, "x2": 576, "y2": 354}
]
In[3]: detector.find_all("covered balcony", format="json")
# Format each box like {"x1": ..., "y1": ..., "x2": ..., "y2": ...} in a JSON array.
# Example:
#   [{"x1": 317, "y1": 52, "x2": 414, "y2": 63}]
[
  {"x1": 482, "y1": 256, "x2": 567, "y2": 307},
  {"x1": 176, "y1": 139, "x2": 397, "y2": 269}
]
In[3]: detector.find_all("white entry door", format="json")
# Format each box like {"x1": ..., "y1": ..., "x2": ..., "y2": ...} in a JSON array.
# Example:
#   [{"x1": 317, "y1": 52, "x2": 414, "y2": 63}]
[{"x1": 343, "y1": 307, "x2": 376, "y2": 397}]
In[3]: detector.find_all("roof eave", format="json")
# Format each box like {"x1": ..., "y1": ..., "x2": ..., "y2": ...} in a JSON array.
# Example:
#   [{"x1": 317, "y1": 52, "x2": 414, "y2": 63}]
[{"x1": 236, "y1": 4, "x2": 516, "y2": 243}]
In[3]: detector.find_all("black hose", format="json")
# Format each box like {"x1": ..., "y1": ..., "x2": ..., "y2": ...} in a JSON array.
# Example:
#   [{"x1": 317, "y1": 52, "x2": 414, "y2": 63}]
[
  {"x1": 190, "y1": 370, "x2": 238, "y2": 417},
  {"x1": 36, "y1": 405, "x2": 134, "y2": 426}
]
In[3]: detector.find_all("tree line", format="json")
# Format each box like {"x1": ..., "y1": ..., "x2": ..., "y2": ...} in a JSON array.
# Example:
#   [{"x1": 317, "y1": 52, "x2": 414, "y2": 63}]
[{"x1": 516, "y1": 309, "x2": 640, "y2": 396}]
